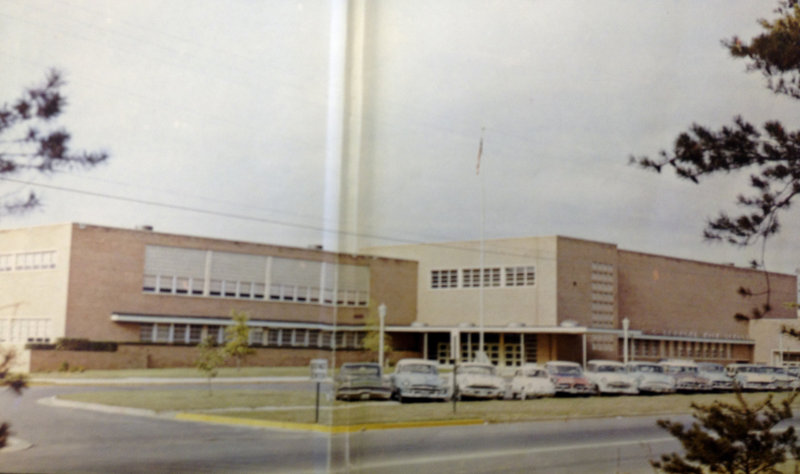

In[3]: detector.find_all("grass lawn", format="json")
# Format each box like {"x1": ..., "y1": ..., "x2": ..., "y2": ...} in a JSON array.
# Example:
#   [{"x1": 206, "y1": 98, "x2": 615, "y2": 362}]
[
  {"x1": 32, "y1": 366, "x2": 309, "y2": 379},
  {"x1": 58, "y1": 389, "x2": 800, "y2": 426}
]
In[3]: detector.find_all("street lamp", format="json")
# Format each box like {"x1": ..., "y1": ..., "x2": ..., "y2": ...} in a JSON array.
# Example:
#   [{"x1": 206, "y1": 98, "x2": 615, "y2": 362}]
[
  {"x1": 378, "y1": 303, "x2": 387, "y2": 368},
  {"x1": 623, "y1": 318, "x2": 630, "y2": 364}
]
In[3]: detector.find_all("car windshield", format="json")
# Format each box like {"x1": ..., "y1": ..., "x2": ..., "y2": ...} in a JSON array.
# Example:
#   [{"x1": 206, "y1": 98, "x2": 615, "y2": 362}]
[
  {"x1": 342, "y1": 365, "x2": 379, "y2": 376},
  {"x1": 459, "y1": 365, "x2": 494, "y2": 375},
  {"x1": 523, "y1": 369, "x2": 547, "y2": 378},
  {"x1": 549, "y1": 365, "x2": 581, "y2": 376},
  {"x1": 398, "y1": 364, "x2": 436, "y2": 375},
  {"x1": 737, "y1": 365, "x2": 766, "y2": 373},
  {"x1": 594, "y1": 365, "x2": 624, "y2": 373},
  {"x1": 666, "y1": 365, "x2": 697, "y2": 374},
  {"x1": 632, "y1": 364, "x2": 663, "y2": 373},
  {"x1": 699, "y1": 364, "x2": 723, "y2": 373}
]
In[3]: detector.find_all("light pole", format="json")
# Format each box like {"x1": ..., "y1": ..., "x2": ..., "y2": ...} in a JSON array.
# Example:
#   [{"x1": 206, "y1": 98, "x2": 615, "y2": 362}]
[
  {"x1": 623, "y1": 318, "x2": 630, "y2": 364},
  {"x1": 378, "y1": 303, "x2": 386, "y2": 368}
]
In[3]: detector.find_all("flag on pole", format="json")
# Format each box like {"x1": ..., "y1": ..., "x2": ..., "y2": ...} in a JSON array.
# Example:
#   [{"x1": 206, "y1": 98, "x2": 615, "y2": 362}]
[{"x1": 476, "y1": 131, "x2": 484, "y2": 175}]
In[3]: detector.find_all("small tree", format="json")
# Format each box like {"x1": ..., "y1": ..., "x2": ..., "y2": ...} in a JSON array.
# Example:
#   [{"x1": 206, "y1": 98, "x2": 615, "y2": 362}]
[
  {"x1": 223, "y1": 310, "x2": 254, "y2": 371},
  {"x1": 652, "y1": 390, "x2": 800, "y2": 473},
  {"x1": 195, "y1": 335, "x2": 224, "y2": 396},
  {"x1": 0, "y1": 348, "x2": 29, "y2": 449},
  {"x1": 362, "y1": 311, "x2": 392, "y2": 366}
]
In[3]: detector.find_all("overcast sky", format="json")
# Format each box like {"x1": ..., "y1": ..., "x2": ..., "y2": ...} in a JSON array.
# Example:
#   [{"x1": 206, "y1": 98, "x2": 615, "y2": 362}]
[{"x1": 1, "y1": 0, "x2": 799, "y2": 274}]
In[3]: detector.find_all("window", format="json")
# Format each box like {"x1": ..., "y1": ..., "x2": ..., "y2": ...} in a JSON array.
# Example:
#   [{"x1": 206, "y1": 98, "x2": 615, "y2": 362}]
[
  {"x1": 431, "y1": 269, "x2": 459, "y2": 289},
  {"x1": 154, "y1": 324, "x2": 170, "y2": 343},
  {"x1": 293, "y1": 329, "x2": 308, "y2": 347},
  {"x1": 173, "y1": 324, "x2": 188, "y2": 343},
  {"x1": 158, "y1": 275, "x2": 174, "y2": 294},
  {"x1": 308, "y1": 330, "x2": 321, "y2": 347},
  {"x1": 505, "y1": 266, "x2": 535, "y2": 286},
  {"x1": 267, "y1": 329, "x2": 282, "y2": 347},
  {"x1": 207, "y1": 326, "x2": 222, "y2": 344},
  {"x1": 249, "y1": 328, "x2": 264, "y2": 346},
  {"x1": 0, "y1": 254, "x2": 13, "y2": 272},
  {"x1": 175, "y1": 277, "x2": 190, "y2": 295},
  {"x1": 140, "y1": 324, "x2": 154, "y2": 342},
  {"x1": 320, "y1": 331, "x2": 333, "y2": 349},
  {"x1": 463, "y1": 268, "x2": 481, "y2": 288},
  {"x1": 14, "y1": 251, "x2": 57, "y2": 271},
  {"x1": 143, "y1": 275, "x2": 157, "y2": 292},
  {"x1": 483, "y1": 268, "x2": 501, "y2": 287},
  {"x1": 188, "y1": 325, "x2": 203, "y2": 344}
]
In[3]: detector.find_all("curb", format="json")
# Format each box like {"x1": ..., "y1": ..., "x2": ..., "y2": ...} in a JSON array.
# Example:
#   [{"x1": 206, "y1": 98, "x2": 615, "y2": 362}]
[
  {"x1": 0, "y1": 437, "x2": 33, "y2": 453},
  {"x1": 174, "y1": 412, "x2": 485, "y2": 433},
  {"x1": 41, "y1": 396, "x2": 485, "y2": 433}
]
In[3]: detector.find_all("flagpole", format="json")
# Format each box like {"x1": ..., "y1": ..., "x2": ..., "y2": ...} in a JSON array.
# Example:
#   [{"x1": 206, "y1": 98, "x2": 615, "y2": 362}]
[{"x1": 476, "y1": 128, "x2": 486, "y2": 363}]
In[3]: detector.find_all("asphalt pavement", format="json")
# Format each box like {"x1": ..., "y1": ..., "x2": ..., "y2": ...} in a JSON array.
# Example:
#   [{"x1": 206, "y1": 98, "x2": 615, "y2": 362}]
[{"x1": 0, "y1": 379, "x2": 694, "y2": 473}]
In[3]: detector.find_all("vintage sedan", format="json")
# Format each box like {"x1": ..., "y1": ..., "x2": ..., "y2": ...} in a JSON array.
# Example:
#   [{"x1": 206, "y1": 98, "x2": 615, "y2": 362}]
[
  {"x1": 509, "y1": 363, "x2": 556, "y2": 399},
  {"x1": 585, "y1": 360, "x2": 638, "y2": 395},
  {"x1": 455, "y1": 362, "x2": 505, "y2": 400},
  {"x1": 697, "y1": 362, "x2": 734, "y2": 392},
  {"x1": 390, "y1": 359, "x2": 449, "y2": 403},
  {"x1": 660, "y1": 360, "x2": 710, "y2": 392},
  {"x1": 726, "y1": 363, "x2": 777, "y2": 391},
  {"x1": 544, "y1": 361, "x2": 594, "y2": 396},
  {"x1": 334, "y1": 362, "x2": 392, "y2": 401},
  {"x1": 626, "y1": 361, "x2": 675, "y2": 394},
  {"x1": 763, "y1": 366, "x2": 796, "y2": 391}
]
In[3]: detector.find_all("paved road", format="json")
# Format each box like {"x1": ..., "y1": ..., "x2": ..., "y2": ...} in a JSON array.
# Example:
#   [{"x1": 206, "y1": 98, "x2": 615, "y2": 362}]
[{"x1": 0, "y1": 383, "x2": 707, "y2": 473}]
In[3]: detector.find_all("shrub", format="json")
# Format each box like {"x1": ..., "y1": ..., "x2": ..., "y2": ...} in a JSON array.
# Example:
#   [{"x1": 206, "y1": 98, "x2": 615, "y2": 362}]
[
  {"x1": 653, "y1": 390, "x2": 800, "y2": 473},
  {"x1": 55, "y1": 338, "x2": 117, "y2": 352}
]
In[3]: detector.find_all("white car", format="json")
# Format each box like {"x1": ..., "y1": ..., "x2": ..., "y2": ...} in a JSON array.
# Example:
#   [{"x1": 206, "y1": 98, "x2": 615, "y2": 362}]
[
  {"x1": 697, "y1": 362, "x2": 734, "y2": 392},
  {"x1": 509, "y1": 363, "x2": 556, "y2": 399},
  {"x1": 626, "y1": 361, "x2": 676, "y2": 394},
  {"x1": 764, "y1": 366, "x2": 795, "y2": 391},
  {"x1": 726, "y1": 363, "x2": 776, "y2": 391},
  {"x1": 585, "y1": 360, "x2": 638, "y2": 395},
  {"x1": 660, "y1": 360, "x2": 710, "y2": 392},
  {"x1": 455, "y1": 362, "x2": 505, "y2": 399}
]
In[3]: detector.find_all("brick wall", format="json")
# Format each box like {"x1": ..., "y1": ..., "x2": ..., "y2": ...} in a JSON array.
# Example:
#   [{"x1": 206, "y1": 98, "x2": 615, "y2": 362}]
[{"x1": 28, "y1": 344, "x2": 421, "y2": 372}]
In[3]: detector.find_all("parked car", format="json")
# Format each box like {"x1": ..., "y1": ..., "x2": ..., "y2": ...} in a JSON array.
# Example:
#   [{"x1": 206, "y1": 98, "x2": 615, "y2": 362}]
[
  {"x1": 726, "y1": 363, "x2": 777, "y2": 391},
  {"x1": 787, "y1": 366, "x2": 800, "y2": 389},
  {"x1": 455, "y1": 362, "x2": 505, "y2": 399},
  {"x1": 334, "y1": 362, "x2": 392, "y2": 401},
  {"x1": 544, "y1": 361, "x2": 594, "y2": 396},
  {"x1": 390, "y1": 359, "x2": 449, "y2": 403},
  {"x1": 659, "y1": 360, "x2": 709, "y2": 392},
  {"x1": 585, "y1": 360, "x2": 638, "y2": 395},
  {"x1": 509, "y1": 363, "x2": 556, "y2": 399},
  {"x1": 626, "y1": 361, "x2": 675, "y2": 394},
  {"x1": 764, "y1": 366, "x2": 795, "y2": 390},
  {"x1": 697, "y1": 362, "x2": 734, "y2": 392}
]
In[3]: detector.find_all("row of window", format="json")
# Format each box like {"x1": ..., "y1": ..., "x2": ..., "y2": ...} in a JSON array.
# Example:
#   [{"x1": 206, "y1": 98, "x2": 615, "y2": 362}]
[
  {"x1": 0, "y1": 250, "x2": 57, "y2": 272},
  {"x1": 631, "y1": 339, "x2": 734, "y2": 360},
  {"x1": 0, "y1": 318, "x2": 51, "y2": 343},
  {"x1": 138, "y1": 323, "x2": 367, "y2": 349},
  {"x1": 143, "y1": 275, "x2": 369, "y2": 307},
  {"x1": 430, "y1": 265, "x2": 535, "y2": 289}
]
